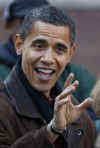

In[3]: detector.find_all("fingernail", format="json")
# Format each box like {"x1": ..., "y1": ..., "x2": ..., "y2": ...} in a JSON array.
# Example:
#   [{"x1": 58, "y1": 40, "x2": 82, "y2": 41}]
[{"x1": 70, "y1": 73, "x2": 74, "y2": 77}]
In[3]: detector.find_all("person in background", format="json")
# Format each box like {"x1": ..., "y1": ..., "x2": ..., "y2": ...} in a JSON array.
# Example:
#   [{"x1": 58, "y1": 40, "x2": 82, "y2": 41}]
[
  {"x1": 0, "y1": 0, "x2": 49, "y2": 80},
  {"x1": 90, "y1": 77, "x2": 100, "y2": 147},
  {"x1": 0, "y1": 5, "x2": 97, "y2": 147},
  {"x1": 91, "y1": 77, "x2": 100, "y2": 132},
  {"x1": 0, "y1": 0, "x2": 96, "y2": 121}
]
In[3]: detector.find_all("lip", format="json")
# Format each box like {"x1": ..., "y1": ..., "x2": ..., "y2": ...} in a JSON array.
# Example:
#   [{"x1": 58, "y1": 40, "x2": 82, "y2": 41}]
[
  {"x1": 35, "y1": 66, "x2": 56, "y2": 71},
  {"x1": 35, "y1": 67, "x2": 56, "y2": 82}
]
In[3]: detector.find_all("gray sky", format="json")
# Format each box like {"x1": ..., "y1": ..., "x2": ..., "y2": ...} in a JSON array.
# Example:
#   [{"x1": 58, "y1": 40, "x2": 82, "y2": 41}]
[
  {"x1": 0, "y1": 0, "x2": 13, "y2": 7},
  {"x1": 49, "y1": 0, "x2": 100, "y2": 9}
]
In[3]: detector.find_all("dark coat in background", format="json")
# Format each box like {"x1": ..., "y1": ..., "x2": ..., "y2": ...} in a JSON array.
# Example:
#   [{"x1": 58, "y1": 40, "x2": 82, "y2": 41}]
[
  {"x1": 0, "y1": 66, "x2": 97, "y2": 148},
  {"x1": 0, "y1": 37, "x2": 17, "y2": 80}
]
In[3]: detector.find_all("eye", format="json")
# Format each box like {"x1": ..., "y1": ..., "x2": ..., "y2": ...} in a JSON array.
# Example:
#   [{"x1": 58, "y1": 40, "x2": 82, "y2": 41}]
[
  {"x1": 31, "y1": 39, "x2": 47, "y2": 50},
  {"x1": 55, "y1": 43, "x2": 68, "y2": 54},
  {"x1": 56, "y1": 47, "x2": 67, "y2": 54},
  {"x1": 34, "y1": 43, "x2": 44, "y2": 49}
]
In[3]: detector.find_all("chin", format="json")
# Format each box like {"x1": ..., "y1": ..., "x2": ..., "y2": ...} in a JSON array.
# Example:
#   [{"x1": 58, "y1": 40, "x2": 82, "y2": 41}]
[
  {"x1": 31, "y1": 79, "x2": 56, "y2": 93},
  {"x1": 38, "y1": 87, "x2": 50, "y2": 93},
  {"x1": 32, "y1": 84, "x2": 50, "y2": 92}
]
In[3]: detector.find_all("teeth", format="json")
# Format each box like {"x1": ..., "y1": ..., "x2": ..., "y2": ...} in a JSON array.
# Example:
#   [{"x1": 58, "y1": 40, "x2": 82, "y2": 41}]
[{"x1": 37, "y1": 68, "x2": 53, "y2": 74}]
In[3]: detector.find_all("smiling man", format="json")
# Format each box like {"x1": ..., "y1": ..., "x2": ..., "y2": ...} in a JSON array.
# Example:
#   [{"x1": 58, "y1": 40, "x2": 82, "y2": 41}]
[
  {"x1": 0, "y1": 5, "x2": 96, "y2": 148},
  {"x1": 17, "y1": 21, "x2": 75, "y2": 96}
]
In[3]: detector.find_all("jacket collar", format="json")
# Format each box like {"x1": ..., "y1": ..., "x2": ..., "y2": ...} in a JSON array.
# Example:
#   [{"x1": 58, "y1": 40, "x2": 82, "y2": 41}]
[{"x1": 4, "y1": 66, "x2": 44, "y2": 120}]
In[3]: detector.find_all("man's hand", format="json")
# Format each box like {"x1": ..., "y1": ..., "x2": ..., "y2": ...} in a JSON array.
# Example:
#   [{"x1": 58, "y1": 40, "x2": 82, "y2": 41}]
[
  {"x1": 47, "y1": 73, "x2": 93, "y2": 143},
  {"x1": 53, "y1": 73, "x2": 93, "y2": 130}
]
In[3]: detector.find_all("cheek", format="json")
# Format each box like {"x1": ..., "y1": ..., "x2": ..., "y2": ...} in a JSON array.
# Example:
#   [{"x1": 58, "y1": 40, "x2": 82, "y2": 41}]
[
  {"x1": 23, "y1": 50, "x2": 42, "y2": 65},
  {"x1": 58, "y1": 56, "x2": 70, "y2": 70},
  {"x1": 56, "y1": 55, "x2": 70, "y2": 77}
]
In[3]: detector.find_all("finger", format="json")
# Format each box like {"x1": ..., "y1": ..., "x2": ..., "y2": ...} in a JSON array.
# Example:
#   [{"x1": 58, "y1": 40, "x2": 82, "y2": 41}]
[
  {"x1": 55, "y1": 97, "x2": 71, "y2": 108},
  {"x1": 63, "y1": 80, "x2": 79, "y2": 93},
  {"x1": 56, "y1": 80, "x2": 79, "y2": 101},
  {"x1": 72, "y1": 80, "x2": 79, "y2": 88},
  {"x1": 75, "y1": 98, "x2": 93, "y2": 110},
  {"x1": 61, "y1": 80, "x2": 79, "y2": 99},
  {"x1": 57, "y1": 85, "x2": 76, "y2": 100},
  {"x1": 64, "y1": 73, "x2": 74, "y2": 89}
]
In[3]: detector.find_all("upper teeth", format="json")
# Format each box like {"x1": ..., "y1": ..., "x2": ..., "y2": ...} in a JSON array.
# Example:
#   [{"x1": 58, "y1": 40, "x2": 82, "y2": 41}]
[{"x1": 37, "y1": 68, "x2": 53, "y2": 74}]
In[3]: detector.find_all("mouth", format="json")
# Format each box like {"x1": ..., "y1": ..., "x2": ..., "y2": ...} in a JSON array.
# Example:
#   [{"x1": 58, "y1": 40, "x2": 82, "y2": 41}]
[{"x1": 35, "y1": 67, "x2": 56, "y2": 81}]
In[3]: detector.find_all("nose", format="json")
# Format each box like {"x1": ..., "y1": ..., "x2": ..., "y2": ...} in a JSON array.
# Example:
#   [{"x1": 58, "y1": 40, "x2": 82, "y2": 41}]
[{"x1": 40, "y1": 48, "x2": 55, "y2": 65}]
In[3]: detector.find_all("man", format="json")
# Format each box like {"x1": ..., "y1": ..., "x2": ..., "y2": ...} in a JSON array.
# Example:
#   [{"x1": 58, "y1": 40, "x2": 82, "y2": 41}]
[
  {"x1": 0, "y1": 5, "x2": 96, "y2": 147},
  {"x1": 0, "y1": 0, "x2": 49, "y2": 80},
  {"x1": 0, "y1": 0, "x2": 96, "y2": 121}
]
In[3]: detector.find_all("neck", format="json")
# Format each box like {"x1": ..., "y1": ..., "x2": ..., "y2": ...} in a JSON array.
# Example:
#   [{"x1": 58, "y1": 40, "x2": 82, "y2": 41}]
[{"x1": 43, "y1": 91, "x2": 50, "y2": 98}]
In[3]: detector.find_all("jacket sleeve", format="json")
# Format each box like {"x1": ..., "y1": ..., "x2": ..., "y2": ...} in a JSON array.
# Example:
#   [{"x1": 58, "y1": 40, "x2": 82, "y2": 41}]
[
  {"x1": 0, "y1": 122, "x2": 53, "y2": 148},
  {"x1": 0, "y1": 96, "x2": 53, "y2": 148},
  {"x1": 11, "y1": 126, "x2": 53, "y2": 148}
]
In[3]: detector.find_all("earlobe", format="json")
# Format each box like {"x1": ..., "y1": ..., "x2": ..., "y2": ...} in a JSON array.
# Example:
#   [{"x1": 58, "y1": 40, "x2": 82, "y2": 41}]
[
  {"x1": 70, "y1": 43, "x2": 76, "y2": 58},
  {"x1": 15, "y1": 34, "x2": 23, "y2": 56}
]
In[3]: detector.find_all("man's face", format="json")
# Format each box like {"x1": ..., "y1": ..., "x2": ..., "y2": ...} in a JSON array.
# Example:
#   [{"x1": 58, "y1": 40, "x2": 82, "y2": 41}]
[{"x1": 16, "y1": 21, "x2": 75, "y2": 97}]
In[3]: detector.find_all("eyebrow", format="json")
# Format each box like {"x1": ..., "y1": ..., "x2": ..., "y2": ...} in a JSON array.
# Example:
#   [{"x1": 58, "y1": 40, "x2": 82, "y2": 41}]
[
  {"x1": 31, "y1": 39, "x2": 47, "y2": 45},
  {"x1": 56, "y1": 42, "x2": 68, "y2": 50}
]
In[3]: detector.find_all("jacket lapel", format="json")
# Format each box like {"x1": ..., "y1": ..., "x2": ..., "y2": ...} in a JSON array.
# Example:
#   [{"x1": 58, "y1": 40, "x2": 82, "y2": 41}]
[{"x1": 4, "y1": 66, "x2": 43, "y2": 120}]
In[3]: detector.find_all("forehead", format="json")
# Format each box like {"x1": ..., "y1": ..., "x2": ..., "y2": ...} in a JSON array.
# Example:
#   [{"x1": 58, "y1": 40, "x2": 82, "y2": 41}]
[{"x1": 25, "y1": 21, "x2": 71, "y2": 44}]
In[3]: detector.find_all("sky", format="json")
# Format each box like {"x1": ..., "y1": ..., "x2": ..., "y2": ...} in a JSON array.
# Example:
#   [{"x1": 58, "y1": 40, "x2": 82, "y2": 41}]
[
  {"x1": 0, "y1": 0, "x2": 13, "y2": 7},
  {"x1": 49, "y1": 0, "x2": 100, "y2": 9}
]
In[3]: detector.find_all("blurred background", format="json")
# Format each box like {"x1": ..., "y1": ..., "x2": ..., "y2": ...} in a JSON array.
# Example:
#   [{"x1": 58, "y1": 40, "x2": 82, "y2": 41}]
[{"x1": 0, "y1": 0, "x2": 100, "y2": 76}]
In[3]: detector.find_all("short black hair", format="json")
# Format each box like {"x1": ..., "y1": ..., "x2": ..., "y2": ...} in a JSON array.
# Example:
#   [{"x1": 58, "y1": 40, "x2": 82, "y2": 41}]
[{"x1": 19, "y1": 5, "x2": 76, "y2": 46}]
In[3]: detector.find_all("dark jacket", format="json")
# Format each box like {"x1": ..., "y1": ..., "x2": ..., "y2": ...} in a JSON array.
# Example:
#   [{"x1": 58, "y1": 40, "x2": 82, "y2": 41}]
[
  {"x1": 0, "y1": 37, "x2": 17, "y2": 80},
  {"x1": 0, "y1": 67, "x2": 96, "y2": 148},
  {"x1": 0, "y1": 37, "x2": 17, "y2": 67}
]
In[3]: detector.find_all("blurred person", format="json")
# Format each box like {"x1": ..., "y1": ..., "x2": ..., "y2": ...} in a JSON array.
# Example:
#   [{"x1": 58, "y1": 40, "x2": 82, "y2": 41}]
[
  {"x1": 0, "y1": 5, "x2": 97, "y2": 147},
  {"x1": 0, "y1": 0, "x2": 96, "y2": 121},
  {"x1": 90, "y1": 77, "x2": 100, "y2": 147},
  {"x1": 91, "y1": 77, "x2": 100, "y2": 133},
  {"x1": 91, "y1": 77, "x2": 100, "y2": 117}
]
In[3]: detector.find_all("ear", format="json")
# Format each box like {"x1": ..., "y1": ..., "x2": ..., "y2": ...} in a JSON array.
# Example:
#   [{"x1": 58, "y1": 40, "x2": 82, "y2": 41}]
[
  {"x1": 15, "y1": 34, "x2": 23, "y2": 56},
  {"x1": 69, "y1": 43, "x2": 76, "y2": 59}
]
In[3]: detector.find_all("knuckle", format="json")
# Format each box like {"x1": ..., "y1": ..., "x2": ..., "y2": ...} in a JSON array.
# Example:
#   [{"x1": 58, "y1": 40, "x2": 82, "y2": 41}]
[{"x1": 55, "y1": 96, "x2": 60, "y2": 102}]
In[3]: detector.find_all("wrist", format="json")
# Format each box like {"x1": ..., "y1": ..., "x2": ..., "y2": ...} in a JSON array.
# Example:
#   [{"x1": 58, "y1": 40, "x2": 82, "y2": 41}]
[
  {"x1": 47, "y1": 122, "x2": 59, "y2": 143},
  {"x1": 49, "y1": 120, "x2": 64, "y2": 135},
  {"x1": 51, "y1": 122, "x2": 64, "y2": 135}
]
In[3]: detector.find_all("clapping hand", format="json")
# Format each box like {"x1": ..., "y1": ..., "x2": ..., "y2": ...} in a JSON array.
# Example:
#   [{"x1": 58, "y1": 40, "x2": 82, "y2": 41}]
[{"x1": 53, "y1": 73, "x2": 93, "y2": 130}]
